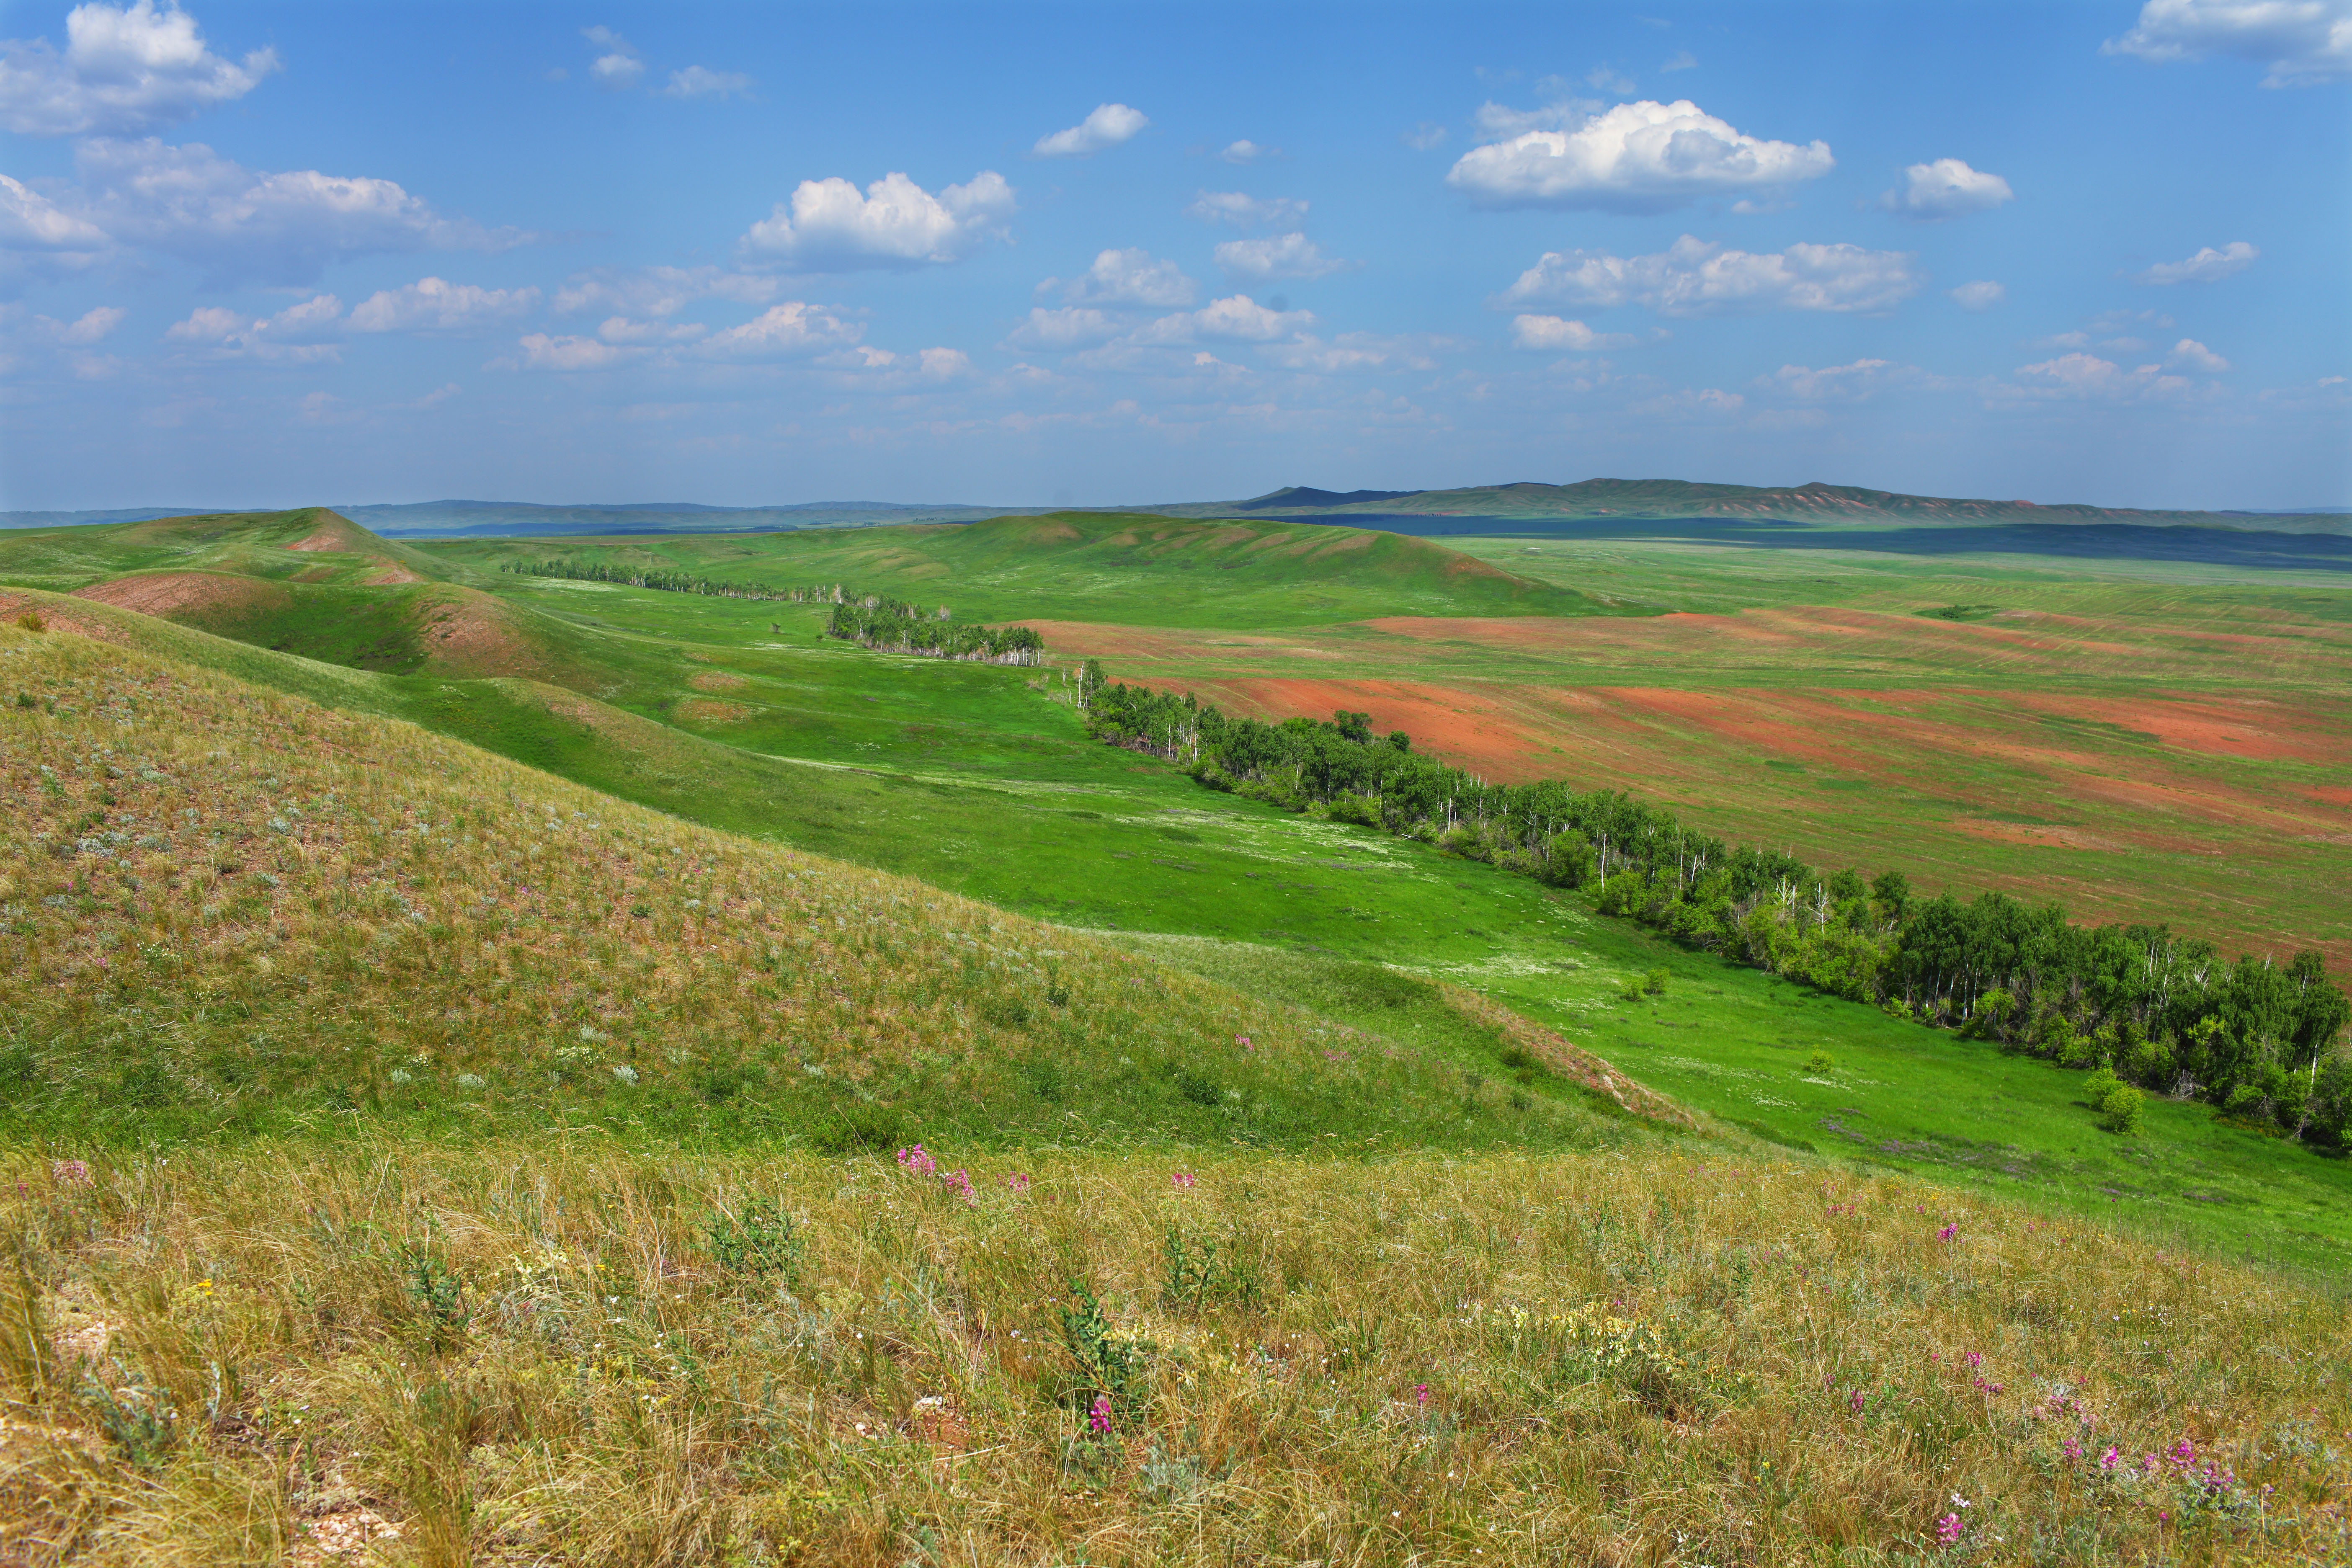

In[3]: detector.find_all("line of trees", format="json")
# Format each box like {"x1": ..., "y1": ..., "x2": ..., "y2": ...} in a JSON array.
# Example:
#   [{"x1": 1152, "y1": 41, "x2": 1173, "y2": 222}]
[
  {"x1": 501, "y1": 559, "x2": 787, "y2": 600},
  {"x1": 1082, "y1": 668, "x2": 2352, "y2": 1143},
  {"x1": 828, "y1": 596, "x2": 1045, "y2": 665}
]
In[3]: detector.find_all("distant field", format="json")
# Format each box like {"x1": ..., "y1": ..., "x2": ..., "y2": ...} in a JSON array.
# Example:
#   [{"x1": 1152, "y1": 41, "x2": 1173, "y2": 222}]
[
  {"x1": 415, "y1": 510, "x2": 1625, "y2": 626},
  {"x1": 1022, "y1": 537, "x2": 2352, "y2": 976}
]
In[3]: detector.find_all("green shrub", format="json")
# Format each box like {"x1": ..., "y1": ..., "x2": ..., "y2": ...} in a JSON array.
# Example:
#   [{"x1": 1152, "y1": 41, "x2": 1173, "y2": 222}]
[
  {"x1": 1643, "y1": 969, "x2": 1669, "y2": 996},
  {"x1": 706, "y1": 1199, "x2": 805, "y2": 1286},
  {"x1": 1804, "y1": 1050, "x2": 1834, "y2": 1075},
  {"x1": 2097, "y1": 1081, "x2": 2143, "y2": 1135},
  {"x1": 812, "y1": 1104, "x2": 905, "y2": 1154}
]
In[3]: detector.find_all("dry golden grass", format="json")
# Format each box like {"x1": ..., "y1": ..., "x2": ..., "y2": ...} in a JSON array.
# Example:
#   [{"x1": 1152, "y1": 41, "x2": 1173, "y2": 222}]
[{"x1": 0, "y1": 1143, "x2": 2343, "y2": 1565}]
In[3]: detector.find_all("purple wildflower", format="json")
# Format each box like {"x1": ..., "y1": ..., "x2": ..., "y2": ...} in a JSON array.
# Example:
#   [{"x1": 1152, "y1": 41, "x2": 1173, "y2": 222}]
[
  {"x1": 1087, "y1": 1394, "x2": 1112, "y2": 1435},
  {"x1": 1934, "y1": 1513, "x2": 1963, "y2": 1545}
]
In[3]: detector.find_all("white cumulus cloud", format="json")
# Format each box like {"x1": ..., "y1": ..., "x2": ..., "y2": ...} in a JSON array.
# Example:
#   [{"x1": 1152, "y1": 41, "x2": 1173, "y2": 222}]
[
  {"x1": 663, "y1": 66, "x2": 752, "y2": 100},
  {"x1": 348, "y1": 277, "x2": 540, "y2": 333},
  {"x1": 1186, "y1": 190, "x2": 1308, "y2": 227},
  {"x1": 514, "y1": 332, "x2": 634, "y2": 371},
  {"x1": 1880, "y1": 157, "x2": 2013, "y2": 219},
  {"x1": 1043, "y1": 247, "x2": 1196, "y2": 307},
  {"x1": 54, "y1": 303, "x2": 125, "y2": 342},
  {"x1": 0, "y1": 173, "x2": 113, "y2": 286},
  {"x1": 1447, "y1": 99, "x2": 1833, "y2": 212},
  {"x1": 1219, "y1": 139, "x2": 1271, "y2": 164},
  {"x1": 68, "y1": 137, "x2": 530, "y2": 284},
  {"x1": 1213, "y1": 233, "x2": 1351, "y2": 281},
  {"x1": 1949, "y1": 279, "x2": 2006, "y2": 310},
  {"x1": 0, "y1": 0, "x2": 279, "y2": 137},
  {"x1": 2167, "y1": 337, "x2": 2231, "y2": 371},
  {"x1": 1501, "y1": 235, "x2": 1921, "y2": 316},
  {"x1": 163, "y1": 291, "x2": 341, "y2": 360},
  {"x1": 1033, "y1": 102, "x2": 1148, "y2": 157},
  {"x1": 1003, "y1": 306, "x2": 1122, "y2": 350},
  {"x1": 583, "y1": 26, "x2": 642, "y2": 89},
  {"x1": 2104, "y1": 0, "x2": 2352, "y2": 86},
  {"x1": 1132, "y1": 294, "x2": 1315, "y2": 345},
  {"x1": 696, "y1": 301, "x2": 863, "y2": 359},
  {"x1": 822, "y1": 343, "x2": 973, "y2": 384},
  {"x1": 1510, "y1": 314, "x2": 1636, "y2": 351},
  {"x1": 2138, "y1": 240, "x2": 2258, "y2": 283},
  {"x1": 2003, "y1": 352, "x2": 2196, "y2": 401},
  {"x1": 595, "y1": 316, "x2": 702, "y2": 344},
  {"x1": 740, "y1": 170, "x2": 1015, "y2": 270}
]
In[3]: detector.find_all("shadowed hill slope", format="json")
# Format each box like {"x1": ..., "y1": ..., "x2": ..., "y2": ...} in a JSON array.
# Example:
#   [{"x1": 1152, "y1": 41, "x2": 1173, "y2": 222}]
[
  {"x1": 420, "y1": 509, "x2": 1629, "y2": 625},
  {"x1": 0, "y1": 615, "x2": 1631, "y2": 1153}
]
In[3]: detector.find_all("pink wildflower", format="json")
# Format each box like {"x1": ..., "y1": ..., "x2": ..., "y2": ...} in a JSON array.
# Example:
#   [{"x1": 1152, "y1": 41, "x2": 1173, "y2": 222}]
[
  {"x1": 2099, "y1": 1446, "x2": 2118, "y2": 1471},
  {"x1": 49, "y1": 1159, "x2": 90, "y2": 1187},
  {"x1": 1849, "y1": 1388, "x2": 1867, "y2": 1413},
  {"x1": 1937, "y1": 1223, "x2": 1959, "y2": 1243},
  {"x1": 896, "y1": 1144, "x2": 936, "y2": 1178},
  {"x1": 1962, "y1": 1351, "x2": 1983, "y2": 1369},
  {"x1": 2063, "y1": 1438, "x2": 2082, "y2": 1461},
  {"x1": 1934, "y1": 1513, "x2": 1963, "y2": 1546},
  {"x1": 1171, "y1": 1171, "x2": 1196, "y2": 1189},
  {"x1": 1087, "y1": 1394, "x2": 1112, "y2": 1435},
  {"x1": 1414, "y1": 1383, "x2": 1430, "y2": 1406},
  {"x1": 941, "y1": 1169, "x2": 976, "y2": 1205},
  {"x1": 1006, "y1": 1172, "x2": 1031, "y2": 1194},
  {"x1": 1235, "y1": 1034, "x2": 1252, "y2": 1050}
]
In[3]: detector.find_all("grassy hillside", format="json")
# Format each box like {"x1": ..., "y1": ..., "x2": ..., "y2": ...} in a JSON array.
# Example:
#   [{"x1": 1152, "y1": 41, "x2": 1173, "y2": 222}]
[
  {"x1": 3, "y1": 1141, "x2": 2344, "y2": 1564},
  {"x1": 0, "y1": 616, "x2": 1631, "y2": 1154},
  {"x1": 0, "y1": 549, "x2": 2347, "y2": 1563},
  {"x1": 9, "y1": 583, "x2": 2352, "y2": 1277},
  {"x1": 419, "y1": 510, "x2": 1624, "y2": 625}
]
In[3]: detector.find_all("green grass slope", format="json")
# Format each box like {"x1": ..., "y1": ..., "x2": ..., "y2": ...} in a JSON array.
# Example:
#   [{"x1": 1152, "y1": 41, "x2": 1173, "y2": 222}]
[
  {"x1": 0, "y1": 614, "x2": 1634, "y2": 1156},
  {"x1": 419, "y1": 509, "x2": 1625, "y2": 625}
]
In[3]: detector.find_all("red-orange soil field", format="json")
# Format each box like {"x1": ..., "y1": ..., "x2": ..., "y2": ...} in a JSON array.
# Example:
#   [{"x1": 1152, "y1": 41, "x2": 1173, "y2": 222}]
[{"x1": 1020, "y1": 592, "x2": 2352, "y2": 974}]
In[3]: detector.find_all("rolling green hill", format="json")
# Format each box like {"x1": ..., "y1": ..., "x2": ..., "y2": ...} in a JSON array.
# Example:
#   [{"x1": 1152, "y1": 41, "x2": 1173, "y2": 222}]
[{"x1": 420, "y1": 508, "x2": 1627, "y2": 624}]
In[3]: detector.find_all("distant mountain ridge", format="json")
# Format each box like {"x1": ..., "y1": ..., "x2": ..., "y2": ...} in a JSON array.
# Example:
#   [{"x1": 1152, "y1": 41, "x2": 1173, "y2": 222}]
[
  {"x1": 5, "y1": 478, "x2": 2342, "y2": 537},
  {"x1": 1169, "y1": 479, "x2": 2349, "y2": 534}
]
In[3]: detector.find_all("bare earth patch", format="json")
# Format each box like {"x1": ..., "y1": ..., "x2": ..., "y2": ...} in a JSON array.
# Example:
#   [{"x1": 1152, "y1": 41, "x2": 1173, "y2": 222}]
[
  {"x1": 674, "y1": 697, "x2": 752, "y2": 724},
  {"x1": 71, "y1": 570, "x2": 287, "y2": 621}
]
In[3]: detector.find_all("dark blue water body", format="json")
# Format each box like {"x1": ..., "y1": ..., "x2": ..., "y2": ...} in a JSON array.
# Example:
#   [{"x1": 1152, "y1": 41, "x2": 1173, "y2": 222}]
[{"x1": 1296, "y1": 515, "x2": 2352, "y2": 573}]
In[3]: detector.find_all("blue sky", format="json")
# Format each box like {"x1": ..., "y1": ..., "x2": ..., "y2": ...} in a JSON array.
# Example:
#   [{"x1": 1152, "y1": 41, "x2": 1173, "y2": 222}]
[{"x1": 1, "y1": 0, "x2": 2346, "y2": 511}]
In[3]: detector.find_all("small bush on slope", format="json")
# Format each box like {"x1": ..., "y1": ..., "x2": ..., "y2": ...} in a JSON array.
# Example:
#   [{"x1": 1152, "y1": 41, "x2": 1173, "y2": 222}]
[
  {"x1": 0, "y1": 624, "x2": 1616, "y2": 1153},
  {"x1": 0, "y1": 1144, "x2": 2343, "y2": 1565}
]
